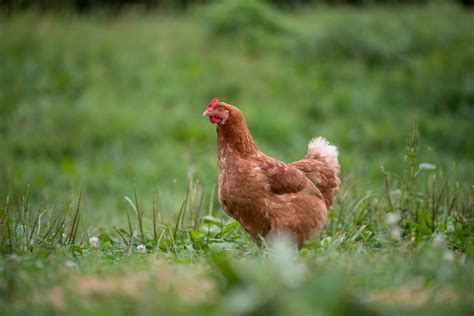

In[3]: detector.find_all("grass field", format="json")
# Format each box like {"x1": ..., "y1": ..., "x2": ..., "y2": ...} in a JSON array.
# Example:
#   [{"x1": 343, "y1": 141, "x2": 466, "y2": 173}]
[{"x1": 1, "y1": 2, "x2": 473, "y2": 315}]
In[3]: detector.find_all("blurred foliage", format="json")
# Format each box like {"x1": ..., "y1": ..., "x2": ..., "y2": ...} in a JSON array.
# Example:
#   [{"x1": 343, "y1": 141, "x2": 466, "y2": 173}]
[
  {"x1": 204, "y1": 1, "x2": 290, "y2": 43},
  {"x1": 1, "y1": 0, "x2": 473, "y2": 12},
  {"x1": 0, "y1": 2, "x2": 473, "y2": 223}
]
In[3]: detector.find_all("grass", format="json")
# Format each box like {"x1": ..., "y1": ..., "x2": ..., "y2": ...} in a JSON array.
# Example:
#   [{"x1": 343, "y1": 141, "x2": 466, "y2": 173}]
[
  {"x1": 1, "y1": 122, "x2": 472, "y2": 315},
  {"x1": 0, "y1": 2, "x2": 473, "y2": 315}
]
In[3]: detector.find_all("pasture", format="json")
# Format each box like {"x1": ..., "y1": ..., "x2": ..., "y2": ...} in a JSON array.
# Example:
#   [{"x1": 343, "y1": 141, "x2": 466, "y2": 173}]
[{"x1": 0, "y1": 2, "x2": 473, "y2": 315}]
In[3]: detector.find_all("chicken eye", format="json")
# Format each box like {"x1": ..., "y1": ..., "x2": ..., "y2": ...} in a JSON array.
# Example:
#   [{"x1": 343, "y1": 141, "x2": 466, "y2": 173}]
[{"x1": 218, "y1": 107, "x2": 223, "y2": 111}]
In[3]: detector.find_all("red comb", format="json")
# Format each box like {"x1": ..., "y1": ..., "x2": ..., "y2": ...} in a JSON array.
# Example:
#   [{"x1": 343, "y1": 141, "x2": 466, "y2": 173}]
[{"x1": 207, "y1": 98, "x2": 219, "y2": 110}]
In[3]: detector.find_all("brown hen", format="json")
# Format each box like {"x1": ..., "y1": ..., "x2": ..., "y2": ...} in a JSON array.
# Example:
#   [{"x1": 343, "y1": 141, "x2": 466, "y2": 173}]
[{"x1": 203, "y1": 99, "x2": 340, "y2": 248}]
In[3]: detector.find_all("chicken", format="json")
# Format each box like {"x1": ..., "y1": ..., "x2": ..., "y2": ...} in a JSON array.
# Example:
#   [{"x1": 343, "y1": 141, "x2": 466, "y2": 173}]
[{"x1": 203, "y1": 98, "x2": 340, "y2": 248}]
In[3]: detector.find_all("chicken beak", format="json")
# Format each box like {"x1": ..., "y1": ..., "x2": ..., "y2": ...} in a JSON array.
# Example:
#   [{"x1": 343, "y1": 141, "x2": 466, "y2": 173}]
[{"x1": 203, "y1": 109, "x2": 211, "y2": 117}]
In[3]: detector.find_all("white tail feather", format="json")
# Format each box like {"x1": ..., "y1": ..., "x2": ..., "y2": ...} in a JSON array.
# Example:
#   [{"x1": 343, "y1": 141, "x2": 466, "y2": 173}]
[
  {"x1": 307, "y1": 137, "x2": 340, "y2": 174},
  {"x1": 308, "y1": 137, "x2": 338, "y2": 161}
]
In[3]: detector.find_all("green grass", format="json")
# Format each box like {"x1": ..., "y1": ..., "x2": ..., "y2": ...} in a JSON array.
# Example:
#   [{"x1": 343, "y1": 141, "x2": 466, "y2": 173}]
[
  {"x1": 1, "y1": 127, "x2": 472, "y2": 315},
  {"x1": 0, "y1": 2, "x2": 473, "y2": 315}
]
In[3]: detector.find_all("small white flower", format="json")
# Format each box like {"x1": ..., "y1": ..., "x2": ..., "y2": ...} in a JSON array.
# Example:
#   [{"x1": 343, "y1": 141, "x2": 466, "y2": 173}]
[
  {"x1": 385, "y1": 212, "x2": 401, "y2": 226},
  {"x1": 390, "y1": 189, "x2": 402, "y2": 196},
  {"x1": 419, "y1": 163, "x2": 436, "y2": 171},
  {"x1": 269, "y1": 234, "x2": 306, "y2": 288},
  {"x1": 390, "y1": 226, "x2": 402, "y2": 241},
  {"x1": 8, "y1": 253, "x2": 21, "y2": 263},
  {"x1": 446, "y1": 221, "x2": 455, "y2": 233},
  {"x1": 432, "y1": 233, "x2": 445, "y2": 246},
  {"x1": 443, "y1": 250, "x2": 454, "y2": 263},
  {"x1": 65, "y1": 260, "x2": 77, "y2": 269},
  {"x1": 136, "y1": 244, "x2": 146, "y2": 253},
  {"x1": 89, "y1": 236, "x2": 99, "y2": 249},
  {"x1": 460, "y1": 254, "x2": 467, "y2": 265}
]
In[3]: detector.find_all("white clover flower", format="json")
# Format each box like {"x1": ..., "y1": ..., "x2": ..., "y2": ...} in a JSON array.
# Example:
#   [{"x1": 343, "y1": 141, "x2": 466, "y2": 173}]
[
  {"x1": 269, "y1": 234, "x2": 306, "y2": 288},
  {"x1": 432, "y1": 233, "x2": 445, "y2": 246},
  {"x1": 8, "y1": 253, "x2": 21, "y2": 263},
  {"x1": 89, "y1": 236, "x2": 99, "y2": 249},
  {"x1": 390, "y1": 189, "x2": 402, "y2": 196},
  {"x1": 446, "y1": 221, "x2": 455, "y2": 233},
  {"x1": 390, "y1": 226, "x2": 402, "y2": 241},
  {"x1": 385, "y1": 212, "x2": 401, "y2": 226},
  {"x1": 65, "y1": 260, "x2": 77, "y2": 269},
  {"x1": 443, "y1": 250, "x2": 454, "y2": 263},
  {"x1": 136, "y1": 244, "x2": 146, "y2": 253},
  {"x1": 460, "y1": 254, "x2": 467, "y2": 265}
]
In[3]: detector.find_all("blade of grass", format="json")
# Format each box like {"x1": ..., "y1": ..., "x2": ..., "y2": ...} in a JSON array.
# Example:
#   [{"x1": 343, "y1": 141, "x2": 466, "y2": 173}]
[
  {"x1": 124, "y1": 199, "x2": 134, "y2": 242},
  {"x1": 133, "y1": 180, "x2": 146, "y2": 245},
  {"x1": 156, "y1": 228, "x2": 166, "y2": 251},
  {"x1": 113, "y1": 226, "x2": 130, "y2": 246},
  {"x1": 194, "y1": 186, "x2": 205, "y2": 230},
  {"x1": 27, "y1": 204, "x2": 43, "y2": 250},
  {"x1": 152, "y1": 191, "x2": 158, "y2": 244},
  {"x1": 66, "y1": 190, "x2": 82, "y2": 246},
  {"x1": 173, "y1": 185, "x2": 189, "y2": 242},
  {"x1": 208, "y1": 183, "x2": 215, "y2": 216},
  {"x1": 21, "y1": 185, "x2": 30, "y2": 252}
]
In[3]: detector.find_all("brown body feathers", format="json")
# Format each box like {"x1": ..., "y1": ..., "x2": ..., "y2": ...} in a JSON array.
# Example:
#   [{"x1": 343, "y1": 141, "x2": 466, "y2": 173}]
[{"x1": 204, "y1": 101, "x2": 340, "y2": 248}]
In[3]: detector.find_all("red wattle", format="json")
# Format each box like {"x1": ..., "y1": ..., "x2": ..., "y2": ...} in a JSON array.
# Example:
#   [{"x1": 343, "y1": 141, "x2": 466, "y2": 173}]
[{"x1": 209, "y1": 116, "x2": 220, "y2": 124}]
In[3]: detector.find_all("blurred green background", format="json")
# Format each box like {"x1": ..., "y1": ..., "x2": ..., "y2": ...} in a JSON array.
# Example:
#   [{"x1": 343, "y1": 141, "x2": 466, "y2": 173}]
[{"x1": 1, "y1": 1, "x2": 473, "y2": 224}]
